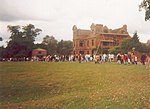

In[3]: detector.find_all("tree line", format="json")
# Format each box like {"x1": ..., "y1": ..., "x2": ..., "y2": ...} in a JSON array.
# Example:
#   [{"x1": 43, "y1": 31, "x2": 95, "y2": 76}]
[
  {"x1": 139, "y1": 0, "x2": 150, "y2": 21},
  {"x1": 108, "y1": 32, "x2": 150, "y2": 55},
  {"x1": 0, "y1": 24, "x2": 149, "y2": 61},
  {"x1": 0, "y1": 24, "x2": 73, "y2": 60}
]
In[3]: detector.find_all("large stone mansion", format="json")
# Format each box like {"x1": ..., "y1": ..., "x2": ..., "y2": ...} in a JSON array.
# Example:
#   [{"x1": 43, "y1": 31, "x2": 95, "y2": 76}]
[{"x1": 72, "y1": 23, "x2": 130, "y2": 55}]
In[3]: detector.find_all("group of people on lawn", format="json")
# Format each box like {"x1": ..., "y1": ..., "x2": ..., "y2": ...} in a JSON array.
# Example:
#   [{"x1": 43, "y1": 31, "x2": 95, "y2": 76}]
[
  {"x1": 32, "y1": 52, "x2": 149, "y2": 68},
  {"x1": 116, "y1": 53, "x2": 138, "y2": 65},
  {"x1": 78, "y1": 52, "x2": 150, "y2": 66}
]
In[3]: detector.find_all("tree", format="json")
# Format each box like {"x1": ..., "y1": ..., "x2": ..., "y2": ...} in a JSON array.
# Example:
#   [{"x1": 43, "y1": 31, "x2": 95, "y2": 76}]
[
  {"x1": 139, "y1": 0, "x2": 150, "y2": 21},
  {"x1": 6, "y1": 25, "x2": 23, "y2": 58},
  {"x1": 42, "y1": 35, "x2": 57, "y2": 55},
  {"x1": 22, "y1": 24, "x2": 42, "y2": 57},
  {"x1": 22, "y1": 24, "x2": 41, "y2": 43},
  {"x1": 57, "y1": 40, "x2": 73, "y2": 55},
  {"x1": 121, "y1": 32, "x2": 141, "y2": 53},
  {"x1": 139, "y1": 43, "x2": 150, "y2": 53},
  {"x1": 57, "y1": 40, "x2": 64, "y2": 55},
  {"x1": 0, "y1": 46, "x2": 5, "y2": 60},
  {"x1": 5, "y1": 24, "x2": 42, "y2": 59},
  {"x1": 121, "y1": 32, "x2": 150, "y2": 53},
  {"x1": 0, "y1": 37, "x2": 2, "y2": 41},
  {"x1": 108, "y1": 46, "x2": 121, "y2": 55}
]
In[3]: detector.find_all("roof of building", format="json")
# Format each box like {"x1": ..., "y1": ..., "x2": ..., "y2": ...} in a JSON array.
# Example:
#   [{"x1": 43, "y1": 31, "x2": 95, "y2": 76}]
[
  {"x1": 73, "y1": 23, "x2": 129, "y2": 37},
  {"x1": 146, "y1": 40, "x2": 150, "y2": 46},
  {"x1": 33, "y1": 48, "x2": 47, "y2": 51},
  {"x1": 76, "y1": 29, "x2": 91, "y2": 36}
]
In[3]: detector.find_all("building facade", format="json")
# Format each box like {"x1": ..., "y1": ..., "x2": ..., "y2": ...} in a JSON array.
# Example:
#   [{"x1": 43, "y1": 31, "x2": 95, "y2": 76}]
[
  {"x1": 146, "y1": 40, "x2": 150, "y2": 48},
  {"x1": 32, "y1": 48, "x2": 47, "y2": 58},
  {"x1": 72, "y1": 23, "x2": 130, "y2": 55}
]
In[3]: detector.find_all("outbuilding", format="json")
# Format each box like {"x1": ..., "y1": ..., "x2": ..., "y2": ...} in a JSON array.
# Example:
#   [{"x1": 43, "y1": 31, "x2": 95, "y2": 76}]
[{"x1": 32, "y1": 48, "x2": 47, "y2": 60}]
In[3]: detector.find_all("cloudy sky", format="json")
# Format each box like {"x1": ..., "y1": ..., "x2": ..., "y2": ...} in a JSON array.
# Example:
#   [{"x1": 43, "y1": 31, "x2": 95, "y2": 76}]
[{"x1": 0, "y1": 0, "x2": 150, "y2": 46}]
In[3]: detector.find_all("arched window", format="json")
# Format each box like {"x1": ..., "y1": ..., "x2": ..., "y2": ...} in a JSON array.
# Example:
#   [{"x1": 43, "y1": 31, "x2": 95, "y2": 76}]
[
  {"x1": 87, "y1": 40, "x2": 89, "y2": 46},
  {"x1": 92, "y1": 40, "x2": 94, "y2": 46}
]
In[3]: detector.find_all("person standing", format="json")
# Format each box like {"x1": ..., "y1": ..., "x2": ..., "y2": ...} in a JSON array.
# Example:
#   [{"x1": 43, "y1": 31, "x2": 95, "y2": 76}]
[
  {"x1": 79, "y1": 54, "x2": 82, "y2": 63},
  {"x1": 134, "y1": 55, "x2": 138, "y2": 65},
  {"x1": 123, "y1": 54, "x2": 128, "y2": 65},
  {"x1": 117, "y1": 53, "x2": 121, "y2": 64},
  {"x1": 141, "y1": 54, "x2": 147, "y2": 65}
]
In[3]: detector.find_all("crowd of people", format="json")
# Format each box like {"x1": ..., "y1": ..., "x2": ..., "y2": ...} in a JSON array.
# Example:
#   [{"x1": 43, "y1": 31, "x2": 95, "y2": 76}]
[
  {"x1": 30, "y1": 53, "x2": 150, "y2": 67},
  {"x1": 116, "y1": 53, "x2": 138, "y2": 65},
  {"x1": 1, "y1": 53, "x2": 150, "y2": 68},
  {"x1": 31, "y1": 55, "x2": 74, "y2": 62},
  {"x1": 78, "y1": 53, "x2": 149, "y2": 65}
]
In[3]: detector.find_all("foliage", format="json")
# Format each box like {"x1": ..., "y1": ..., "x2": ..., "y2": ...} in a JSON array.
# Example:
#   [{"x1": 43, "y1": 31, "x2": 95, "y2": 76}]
[
  {"x1": 42, "y1": 35, "x2": 58, "y2": 55},
  {"x1": 139, "y1": 0, "x2": 150, "y2": 21},
  {"x1": 0, "y1": 25, "x2": 73, "y2": 59},
  {"x1": 57, "y1": 40, "x2": 73, "y2": 55},
  {"x1": 22, "y1": 24, "x2": 41, "y2": 43},
  {"x1": 138, "y1": 43, "x2": 150, "y2": 53},
  {"x1": 0, "y1": 46, "x2": 5, "y2": 59},
  {"x1": 41, "y1": 36, "x2": 73, "y2": 56},
  {"x1": 121, "y1": 32, "x2": 150, "y2": 53},
  {"x1": 0, "y1": 62, "x2": 149, "y2": 109},
  {"x1": 96, "y1": 47, "x2": 101, "y2": 54},
  {"x1": 108, "y1": 46, "x2": 121, "y2": 55},
  {"x1": 4, "y1": 24, "x2": 42, "y2": 58}
]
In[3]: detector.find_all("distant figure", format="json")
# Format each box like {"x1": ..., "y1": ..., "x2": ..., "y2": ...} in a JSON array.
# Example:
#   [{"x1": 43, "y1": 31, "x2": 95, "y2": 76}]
[
  {"x1": 123, "y1": 54, "x2": 128, "y2": 65},
  {"x1": 94, "y1": 55, "x2": 100, "y2": 64},
  {"x1": 79, "y1": 54, "x2": 82, "y2": 63},
  {"x1": 146, "y1": 56, "x2": 150, "y2": 70},
  {"x1": 134, "y1": 55, "x2": 138, "y2": 65},
  {"x1": 117, "y1": 53, "x2": 121, "y2": 64},
  {"x1": 141, "y1": 54, "x2": 147, "y2": 65}
]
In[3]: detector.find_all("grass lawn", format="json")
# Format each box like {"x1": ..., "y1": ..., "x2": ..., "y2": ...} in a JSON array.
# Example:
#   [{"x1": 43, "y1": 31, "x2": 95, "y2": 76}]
[{"x1": 0, "y1": 62, "x2": 150, "y2": 109}]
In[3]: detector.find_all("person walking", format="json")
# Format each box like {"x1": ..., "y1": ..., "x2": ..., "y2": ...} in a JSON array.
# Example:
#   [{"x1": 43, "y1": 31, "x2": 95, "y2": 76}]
[
  {"x1": 79, "y1": 54, "x2": 82, "y2": 63},
  {"x1": 134, "y1": 55, "x2": 138, "y2": 65},
  {"x1": 141, "y1": 54, "x2": 147, "y2": 65},
  {"x1": 123, "y1": 54, "x2": 128, "y2": 65},
  {"x1": 117, "y1": 53, "x2": 121, "y2": 64}
]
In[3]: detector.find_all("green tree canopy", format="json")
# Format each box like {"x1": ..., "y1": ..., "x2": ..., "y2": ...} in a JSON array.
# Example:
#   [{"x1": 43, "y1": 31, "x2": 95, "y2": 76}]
[
  {"x1": 57, "y1": 40, "x2": 73, "y2": 55},
  {"x1": 5, "y1": 24, "x2": 42, "y2": 58},
  {"x1": 121, "y1": 32, "x2": 150, "y2": 53},
  {"x1": 108, "y1": 46, "x2": 121, "y2": 55},
  {"x1": 42, "y1": 35, "x2": 58, "y2": 55},
  {"x1": 139, "y1": 0, "x2": 150, "y2": 21}
]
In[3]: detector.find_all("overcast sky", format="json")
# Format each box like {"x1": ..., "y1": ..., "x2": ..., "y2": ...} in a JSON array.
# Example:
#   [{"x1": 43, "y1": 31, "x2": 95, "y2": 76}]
[{"x1": 0, "y1": 0, "x2": 150, "y2": 46}]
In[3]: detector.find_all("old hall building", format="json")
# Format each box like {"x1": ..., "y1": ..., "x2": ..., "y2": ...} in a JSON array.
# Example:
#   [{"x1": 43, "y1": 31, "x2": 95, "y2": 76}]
[{"x1": 72, "y1": 23, "x2": 130, "y2": 55}]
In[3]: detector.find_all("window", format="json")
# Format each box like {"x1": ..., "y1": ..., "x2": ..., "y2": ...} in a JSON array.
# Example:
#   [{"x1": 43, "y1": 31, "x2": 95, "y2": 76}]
[
  {"x1": 92, "y1": 40, "x2": 94, "y2": 46},
  {"x1": 79, "y1": 40, "x2": 84, "y2": 47},
  {"x1": 103, "y1": 42, "x2": 109, "y2": 46},
  {"x1": 87, "y1": 40, "x2": 89, "y2": 47},
  {"x1": 38, "y1": 51, "x2": 42, "y2": 54}
]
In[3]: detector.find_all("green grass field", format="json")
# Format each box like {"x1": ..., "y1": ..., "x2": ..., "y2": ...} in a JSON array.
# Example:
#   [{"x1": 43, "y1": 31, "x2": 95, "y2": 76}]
[{"x1": 0, "y1": 62, "x2": 150, "y2": 109}]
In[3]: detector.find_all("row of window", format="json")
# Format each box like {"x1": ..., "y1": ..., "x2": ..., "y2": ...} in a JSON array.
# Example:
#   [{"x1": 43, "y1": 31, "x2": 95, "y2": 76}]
[
  {"x1": 79, "y1": 40, "x2": 95, "y2": 47},
  {"x1": 77, "y1": 40, "x2": 113, "y2": 47}
]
